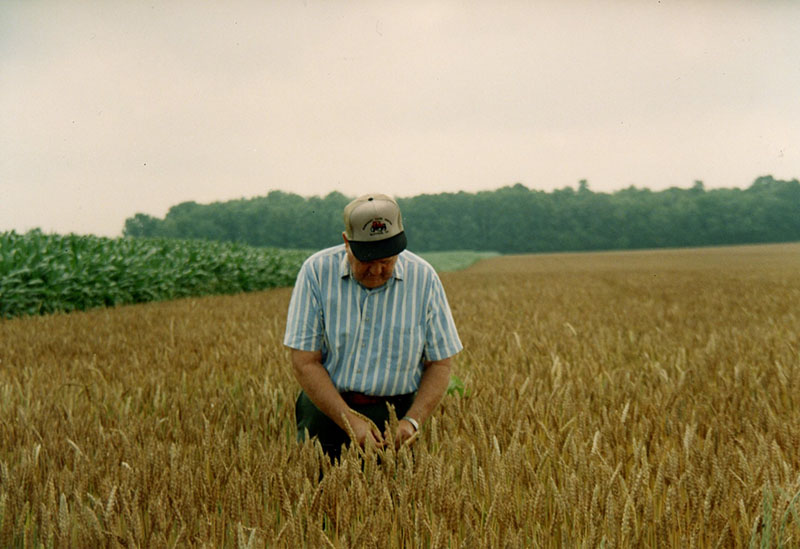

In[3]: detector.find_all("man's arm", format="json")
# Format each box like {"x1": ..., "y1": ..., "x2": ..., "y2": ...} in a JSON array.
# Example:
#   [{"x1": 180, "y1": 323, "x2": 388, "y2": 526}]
[
  {"x1": 290, "y1": 348, "x2": 383, "y2": 447},
  {"x1": 394, "y1": 356, "x2": 452, "y2": 446}
]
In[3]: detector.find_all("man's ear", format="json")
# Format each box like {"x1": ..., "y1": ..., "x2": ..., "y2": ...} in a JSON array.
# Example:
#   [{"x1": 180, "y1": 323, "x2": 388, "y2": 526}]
[{"x1": 342, "y1": 232, "x2": 349, "y2": 247}]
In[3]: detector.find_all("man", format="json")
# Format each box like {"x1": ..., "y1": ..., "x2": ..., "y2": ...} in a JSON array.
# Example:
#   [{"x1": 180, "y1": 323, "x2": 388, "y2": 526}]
[{"x1": 283, "y1": 193, "x2": 462, "y2": 459}]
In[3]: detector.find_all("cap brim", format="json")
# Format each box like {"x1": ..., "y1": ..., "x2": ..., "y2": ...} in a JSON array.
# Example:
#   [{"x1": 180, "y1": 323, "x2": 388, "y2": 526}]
[{"x1": 349, "y1": 231, "x2": 407, "y2": 262}]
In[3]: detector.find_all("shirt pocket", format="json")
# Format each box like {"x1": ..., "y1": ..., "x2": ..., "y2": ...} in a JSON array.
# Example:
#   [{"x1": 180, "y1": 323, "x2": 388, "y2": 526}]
[{"x1": 390, "y1": 320, "x2": 424, "y2": 371}]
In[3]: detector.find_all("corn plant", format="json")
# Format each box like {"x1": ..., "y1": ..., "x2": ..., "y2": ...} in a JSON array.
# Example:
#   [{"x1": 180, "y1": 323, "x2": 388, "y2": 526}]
[{"x1": 0, "y1": 230, "x2": 309, "y2": 318}]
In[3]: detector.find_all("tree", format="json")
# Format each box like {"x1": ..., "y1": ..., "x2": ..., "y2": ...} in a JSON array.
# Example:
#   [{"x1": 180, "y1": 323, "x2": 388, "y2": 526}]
[
  {"x1": 123, "y1": 213, "x2": 162, "y2": 237},
  {"x1": 121, "y1": 176, "x2": 800, "y2": 252}
]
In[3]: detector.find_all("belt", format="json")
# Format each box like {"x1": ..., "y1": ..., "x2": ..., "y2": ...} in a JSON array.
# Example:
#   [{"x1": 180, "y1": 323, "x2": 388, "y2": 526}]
[{"x1": 340, "y1": 391, "x2": 412, "y2": 407}]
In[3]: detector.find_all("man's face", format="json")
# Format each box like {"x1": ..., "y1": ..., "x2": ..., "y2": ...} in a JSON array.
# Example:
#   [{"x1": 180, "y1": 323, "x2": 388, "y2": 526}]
[{"x1": 344, "y1": 235, "x2": 398, "y2": 289}]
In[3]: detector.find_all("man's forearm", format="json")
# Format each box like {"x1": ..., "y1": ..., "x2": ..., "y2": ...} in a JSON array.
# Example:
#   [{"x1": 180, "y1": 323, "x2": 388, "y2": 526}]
[
  {"x1": 292, "y1": 354, "x2": 356, "y2": 431},
  {"x1": 404, "y1": 358, "x2": 452, "y2": 426}
]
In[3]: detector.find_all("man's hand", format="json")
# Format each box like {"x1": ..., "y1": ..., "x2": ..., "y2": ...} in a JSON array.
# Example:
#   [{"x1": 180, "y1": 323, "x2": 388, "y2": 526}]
[
  {"x1": 392, "y1": 418, "x2": 418, "y2": 449},
  {"x1": 343, "y1": 410, "x2": 385, "y2": 448},
  {"x1": 392, "y1": 357, "x2": 451, "y2": 447},
  {"x1": 292, "y1": 349, "x2": 381, "y2": 447}
]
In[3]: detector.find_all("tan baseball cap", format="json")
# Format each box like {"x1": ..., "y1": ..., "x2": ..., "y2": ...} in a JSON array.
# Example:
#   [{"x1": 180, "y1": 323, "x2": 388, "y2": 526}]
[{"x1": 343, "y1": 193, "x2": 407, "y2": 261}]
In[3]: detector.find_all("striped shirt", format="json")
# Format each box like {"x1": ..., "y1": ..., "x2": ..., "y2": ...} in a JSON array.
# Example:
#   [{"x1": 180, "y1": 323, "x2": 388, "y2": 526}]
[{"x1": 283, "y1": 244, "x2": 462, "y2": 396}]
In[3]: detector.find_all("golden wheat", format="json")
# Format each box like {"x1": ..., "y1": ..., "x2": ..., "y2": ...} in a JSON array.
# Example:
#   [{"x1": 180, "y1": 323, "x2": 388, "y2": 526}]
[{"x1": 0, "y1": 243, "x2": 799, "y2": 547}]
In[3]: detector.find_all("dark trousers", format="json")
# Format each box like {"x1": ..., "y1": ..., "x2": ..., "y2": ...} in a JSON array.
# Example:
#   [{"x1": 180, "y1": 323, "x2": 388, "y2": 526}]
[{"x1": 295, "y1": 390, "x2": 414, "y2": 461}]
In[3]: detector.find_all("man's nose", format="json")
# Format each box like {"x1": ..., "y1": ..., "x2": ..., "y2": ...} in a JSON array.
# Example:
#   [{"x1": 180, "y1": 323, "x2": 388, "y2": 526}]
[{"x1": 368, "y1": 263, "x2": 382, "y2": 275}]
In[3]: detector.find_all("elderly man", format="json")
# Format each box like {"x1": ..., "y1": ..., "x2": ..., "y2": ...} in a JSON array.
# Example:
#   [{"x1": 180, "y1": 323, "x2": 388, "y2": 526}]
[{"x1": 283, "y1": 193, "x2": 462, "y2": 460}]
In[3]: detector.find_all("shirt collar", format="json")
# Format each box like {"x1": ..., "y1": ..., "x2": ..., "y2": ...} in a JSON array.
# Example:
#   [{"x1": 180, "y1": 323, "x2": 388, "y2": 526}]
[{"x1": 339, "y1": 249, "x2": 405, "y2": 281}]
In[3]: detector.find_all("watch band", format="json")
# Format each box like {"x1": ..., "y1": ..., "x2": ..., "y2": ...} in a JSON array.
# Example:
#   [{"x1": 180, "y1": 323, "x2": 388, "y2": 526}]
[{"x1": 401, "y1": 416, "x2": 419, "y2": 432}]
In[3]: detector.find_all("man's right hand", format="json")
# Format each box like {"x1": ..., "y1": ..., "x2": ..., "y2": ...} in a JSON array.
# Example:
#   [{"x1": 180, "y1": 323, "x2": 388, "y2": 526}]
[
  {"x1": 343, "y1": 410, "x2": 385, "y2": 448},
  {"x1": 291, "y1": 348, "x2": 387, "y2": 450}
]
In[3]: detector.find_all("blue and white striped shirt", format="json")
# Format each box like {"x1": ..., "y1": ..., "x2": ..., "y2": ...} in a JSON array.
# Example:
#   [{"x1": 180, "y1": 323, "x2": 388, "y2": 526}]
[{"x1": 283, "y1": 245, "x2": 462, "y2": 396}]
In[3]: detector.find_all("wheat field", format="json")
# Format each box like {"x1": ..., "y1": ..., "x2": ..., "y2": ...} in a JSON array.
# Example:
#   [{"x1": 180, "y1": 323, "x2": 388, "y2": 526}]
[{"x1": 1, "y1": 243, "x2": 799, "y2": 547}]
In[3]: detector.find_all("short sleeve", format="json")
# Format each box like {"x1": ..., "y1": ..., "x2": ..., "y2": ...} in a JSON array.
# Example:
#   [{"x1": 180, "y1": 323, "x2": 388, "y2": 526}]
[
  {"x1": 283, "y1": 260, "x2": 324, "y2": 351},
  {"x1": 423, "y1": 275, "x2": 463, "y2": 361}
]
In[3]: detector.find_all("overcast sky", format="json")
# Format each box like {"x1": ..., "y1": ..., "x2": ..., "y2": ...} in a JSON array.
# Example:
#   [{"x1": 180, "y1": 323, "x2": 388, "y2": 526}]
[{"x1": 2, "y1": 1, "x2": 798, "y2": 237}]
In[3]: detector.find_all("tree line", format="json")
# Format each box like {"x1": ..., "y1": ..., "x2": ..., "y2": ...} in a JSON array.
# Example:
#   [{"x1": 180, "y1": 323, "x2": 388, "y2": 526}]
[{"x1": 123, "y1": 175, "x2": 800, "y2": 253}]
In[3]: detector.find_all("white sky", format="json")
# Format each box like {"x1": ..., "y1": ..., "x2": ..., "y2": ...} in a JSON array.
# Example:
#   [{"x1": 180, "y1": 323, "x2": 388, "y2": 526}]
[{"x1": 2, "y1": 1, "x2": 798, "y2": 237}]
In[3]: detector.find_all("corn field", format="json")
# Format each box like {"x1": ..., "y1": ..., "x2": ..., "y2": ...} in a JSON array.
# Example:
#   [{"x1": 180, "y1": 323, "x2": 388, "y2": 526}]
[
  {"x1": 0, "y1": 230, "x2": 308, "y2": 319},
  {"x1": 0, "y1": 243, "x2": 799, "y2": 547}
]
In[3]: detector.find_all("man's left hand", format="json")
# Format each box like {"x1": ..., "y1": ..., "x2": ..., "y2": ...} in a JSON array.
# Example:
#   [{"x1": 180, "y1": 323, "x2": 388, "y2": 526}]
[{"x1": 392, "y1": 419, "x2": 418, "y2": 449}]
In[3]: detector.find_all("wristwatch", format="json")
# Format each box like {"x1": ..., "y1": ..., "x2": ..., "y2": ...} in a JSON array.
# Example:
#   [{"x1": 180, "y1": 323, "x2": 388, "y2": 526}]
[{"x1": 401, "y1": 416, "x2": 419, "y2": 432}]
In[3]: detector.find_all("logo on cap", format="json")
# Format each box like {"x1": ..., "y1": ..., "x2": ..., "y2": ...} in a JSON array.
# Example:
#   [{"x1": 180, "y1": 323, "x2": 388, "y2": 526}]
[{"x1": 364, "y1": 218, "x2": 391, "y2": 237}]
